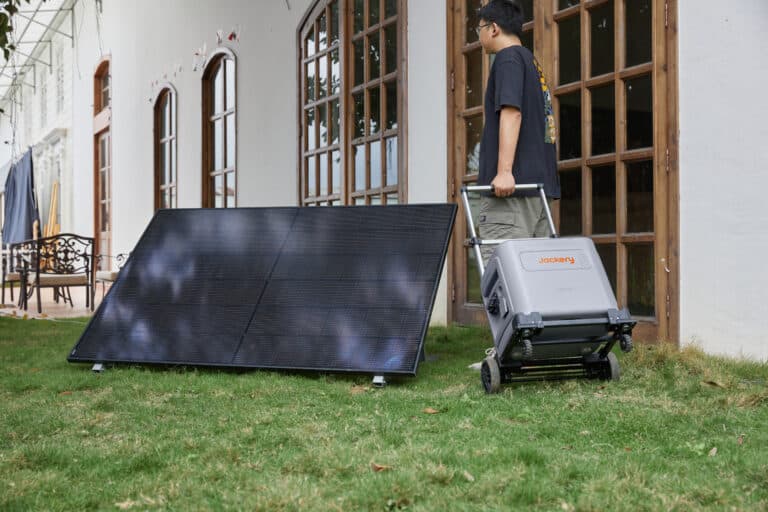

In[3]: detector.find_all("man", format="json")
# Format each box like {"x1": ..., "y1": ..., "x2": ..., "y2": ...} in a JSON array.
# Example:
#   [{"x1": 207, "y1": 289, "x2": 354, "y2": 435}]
[{"x1": 476, "y1": 0, "x2": 560, "y2": 262}]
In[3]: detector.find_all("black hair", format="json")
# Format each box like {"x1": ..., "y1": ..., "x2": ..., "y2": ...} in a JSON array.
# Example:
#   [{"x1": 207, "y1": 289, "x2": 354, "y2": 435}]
[{"x1": 477, "y1": 0, "x2": 524, "y2": 38}]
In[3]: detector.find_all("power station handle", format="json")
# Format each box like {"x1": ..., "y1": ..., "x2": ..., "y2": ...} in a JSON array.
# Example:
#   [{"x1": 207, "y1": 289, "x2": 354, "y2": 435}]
[{"x1": 459, "y1": 183, "x2": 558, "y2": 277}]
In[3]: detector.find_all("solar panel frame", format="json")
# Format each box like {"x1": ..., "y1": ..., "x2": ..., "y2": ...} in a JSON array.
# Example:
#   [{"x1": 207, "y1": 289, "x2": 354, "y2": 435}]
[{"x1": 68, "y1": 204, "x2": 456, "y2": 376}]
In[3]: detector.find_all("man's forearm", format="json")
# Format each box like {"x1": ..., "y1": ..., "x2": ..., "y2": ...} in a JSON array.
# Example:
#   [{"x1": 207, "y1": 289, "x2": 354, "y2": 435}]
[{"x1": 497, "y1": 107, "x2": 522, "y2": 177}]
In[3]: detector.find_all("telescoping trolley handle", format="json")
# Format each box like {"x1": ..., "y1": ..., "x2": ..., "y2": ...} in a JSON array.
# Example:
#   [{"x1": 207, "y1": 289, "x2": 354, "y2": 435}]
[{"x1": 460, "y1": 183, "x2": 557, "y2": 276}]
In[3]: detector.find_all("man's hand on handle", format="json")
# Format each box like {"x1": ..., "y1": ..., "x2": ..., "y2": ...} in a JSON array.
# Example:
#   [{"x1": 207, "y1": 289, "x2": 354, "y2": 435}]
[{"x1": 491, "y1": 172, "x2": 516, "y2": 197}]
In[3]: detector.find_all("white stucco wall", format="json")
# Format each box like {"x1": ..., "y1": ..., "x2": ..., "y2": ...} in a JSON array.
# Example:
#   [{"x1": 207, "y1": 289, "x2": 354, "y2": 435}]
[
  {"x1": 407, "y1": 0, "x2": 449, "y2": 324},
  {"x1": 678, "y1": 0, "x2": 768, "y2": 360},
  {"x1": 65, "y1": 0, "x2": 451, "y2": 322},
  {"x1": 71, "y1": 0, "x2": 313, "y2": 256}
]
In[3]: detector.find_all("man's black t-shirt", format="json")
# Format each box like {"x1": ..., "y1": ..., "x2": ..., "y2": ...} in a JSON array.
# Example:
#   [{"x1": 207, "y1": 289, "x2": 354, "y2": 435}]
[{"x1": 478, "y1": 45, "x2": 560, "y2": 199}]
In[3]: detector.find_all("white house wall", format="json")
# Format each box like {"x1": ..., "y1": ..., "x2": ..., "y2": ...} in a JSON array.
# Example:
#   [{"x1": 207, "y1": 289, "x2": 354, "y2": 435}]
[
  {"x1": 678, "y1": 0, "x2": 768, "y2": 360},
  {"x1": 68, "y1": 0, "x2": 450, "y2": 322}
]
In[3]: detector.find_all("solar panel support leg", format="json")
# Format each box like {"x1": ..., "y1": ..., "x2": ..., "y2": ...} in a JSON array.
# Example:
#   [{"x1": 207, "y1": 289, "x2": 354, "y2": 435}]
[
  {"x1": 372, "y1": 375, "x2": 387, "y2": 388},
  {"x1": 91, "y1": 363, "x2": 105, "y2": 373}
]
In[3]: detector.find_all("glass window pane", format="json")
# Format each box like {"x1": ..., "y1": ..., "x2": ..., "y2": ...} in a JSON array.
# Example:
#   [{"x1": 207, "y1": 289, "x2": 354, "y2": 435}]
[
  {"x1": 354, "y1": 196, "x2": 366, "y2": 205},
  {"x1": 353, "y1": 92, "x2": 365, "y2": 139},
  {"x1": 225, "y1": 59, "x2": 235, "y2": 110},
  {"x1": 559, "y1": 0, "x2": 579, "y2": 9},
  {"x1": 369, "y1": 86, "x2": 381, "y2": 135},
  {"x1": 213, "y1": 118, "x2": 224, "y2": 170},
  {"x1": 558, "y1": 170, "x2": 582, "y2": 235},
  {"x1": 368, "y1": 0, "x2": 379, "y2": 26},
  {"x1": 465, "y1": 48, "x2": 483, "y2": 108},
  {"x1": 385, "y1": 0, "x2": 396, "y2": 18},
  {"x1": 626, "y1": 0, "x2": 652, "y2": 67},
  {"x1": 214, "y1": 174, "x2": 224, "y2": 208},
  {"x1": 306, "y1": 26, "x2": 315, "y2": 57},
  {"x1": 331, "y1": 149, "x2": 341, "y2": 194},
  {"x1": 558, "y1": 92, "x2": 581, "y2": 160},
  {"x1": 627, "y1": 243, "x2": 655, "y2": 317},
  {"x1": 165, "y1": 142, "x2": 172, "y2": 186},
  {"x1": 158, "y1": 143, "x2": 167, "y2": 186},
  {"x1": 591, "y1": 165, "x2": 616, "y2": 234},
  {"x1": 465, "y1": 114, "x2": 483, "y2": 175},
  {"x1": 590, "y1": 2, "x2": 614, "y2": 77},
  {"x1": 101, "y1": 202, "x2": 109, "y2": 231},
  {"x1": 226, "y1": 115, "x2": 236, "y2": 168},
  {"x1": 558, "y1": 15, "x2": 580, "y2": 84},
  {"x1": 330, "y1": 99, "x2": 340, "y2": 145},
  {"x1": 627, "y1": 160, "x2": 654, "y2": 233},
  {"x1": 226, "y1": 172, "x2": 236, "y2": 207},
  {"x1": 330, "y1": 49, "x2": 341, "y2": 96},
  {"x1": 330, "y1": 1, "x2": 339, "y2": 47},
  {"x1": 214, "y1": 64, "x2": 224, "y2": 114},
  {"x1": 170, "y1": 139, "x2": 176, "y2": 184},
  {"x1": 307, "y1": 156, "x2": 316, "y2": 197},
  {"x1": 159, "y1": 95, "x2": 168, "y2": 138},
  {"x1": 318, "y1": 12, "x2": 327, "y2": 51},
  {"x1": 385, "y1": 83, "x2": 397, "y2": 131},
  {"x1": 626, "y1": 75, "x2": 653, "y2": 149},
  {"x1": 369, "y1": 33, "x2": 381, "y2": 80},
  {"x1": 169, "y1": 93, "x2": 175, "y2": 136},
  {"x1": 521, "y1": 30, "x2": 533, "y2": 52},
  {"x1": 595, "y1": 244, "x2": 617, "y2": 294},
  {"x1": 591, "y1": 84, "x2": 615, "y2": 155},
  {"x1": 318, "y1": 55, "x2": 327, "y2": 99},
  {"x1": 370, "y1": 196, "x2": 382, "y2": 205},
  {"x1": 306, "y1": 61, "x2": 315, "y2": 103},
  {"x1": 354, "y1": 144, "x2": 366, "y2": 191},
  {"x1": 354, "y1": 0, "x2": 364, "y2": 33},
  {"x1": 319, "y1": 152, "x2": 328, "y2": 196},
  {"x1": 306, "y1": 107, "x2": 316, "y2": 151},
  {"x1": 384, "y1": 23, "x2": 397, "y2": 75},
  {"x1": 354, "y1": 39, "x2": 365, "y2": 86},
  {"x1": 318, "y1": 103, "x2": 328, "y2": 147},
  {"x1": 466, "y1": 248, "x2": 482, "y2": 303},
  {"x1": 386, "y1": 194, "x2": 398, "y2": 205},
  {"x1": 465, "y1": 0, "x2": 481, "y2": 44},
  {"x1": 370, "y1": 140, "x2": 381, "y2": 189},
  {"x1": 520, "y1": 0, "x2": 533, "y2": 24},
  {"x1": 385, "y1": 136, "x2": 398, "y2": 186}
]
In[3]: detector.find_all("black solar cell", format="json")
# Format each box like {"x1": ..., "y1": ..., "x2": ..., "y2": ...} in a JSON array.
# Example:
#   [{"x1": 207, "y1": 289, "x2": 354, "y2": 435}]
[{"x1": 68, "y1": 205, "x2": 456, "y2": 376}]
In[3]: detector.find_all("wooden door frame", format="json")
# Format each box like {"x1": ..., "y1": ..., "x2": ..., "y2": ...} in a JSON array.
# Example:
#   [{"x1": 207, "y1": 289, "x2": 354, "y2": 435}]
[
  {"x1": 93, "y1": 56, "x2": 111, "y2": 266},
  {"x1": 445, "y1": 0, "x2": 679, "y2": 343}
]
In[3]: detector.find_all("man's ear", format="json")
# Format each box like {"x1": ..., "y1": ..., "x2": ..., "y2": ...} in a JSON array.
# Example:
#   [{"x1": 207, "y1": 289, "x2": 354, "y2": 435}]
[{"x1": 490, "y1": 22, "x2": 500, "y2": 37}]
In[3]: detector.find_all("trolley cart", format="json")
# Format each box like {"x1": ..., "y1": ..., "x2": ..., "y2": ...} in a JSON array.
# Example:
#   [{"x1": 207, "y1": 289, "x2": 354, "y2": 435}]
[{"x1": 461, "y1": 184, "x2": 635, "y2": 394}]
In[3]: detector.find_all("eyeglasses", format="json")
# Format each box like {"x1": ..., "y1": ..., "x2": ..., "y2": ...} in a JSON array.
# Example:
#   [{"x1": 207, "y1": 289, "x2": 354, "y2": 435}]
[{"x1": 475, "y1": 22, "x2": 492, "y2": 35}]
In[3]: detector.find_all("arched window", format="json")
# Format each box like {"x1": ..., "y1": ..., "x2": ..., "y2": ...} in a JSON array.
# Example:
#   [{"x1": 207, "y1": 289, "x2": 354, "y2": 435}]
[
  {"x1": 94, "y1": 61, "x2": 111, "y2": 114},
  {"x1": 202, "y1": 49, "x2": 236, "y2": 208},
  {"x1": 154, "y1": 86, "x2": 178, "y2": 209},
  {"x1": 300, "y1": 0, "x2": 405, "y2": 206}
]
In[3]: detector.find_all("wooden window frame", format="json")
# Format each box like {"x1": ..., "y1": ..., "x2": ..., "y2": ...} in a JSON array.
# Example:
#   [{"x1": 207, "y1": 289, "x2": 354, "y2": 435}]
[
  {"x1": 297, "y1": 0, "x2": 408, "y2": 207},
  {"x1": 201, "y1": 48, "x2": 237, "y2": 208},
  {"x1": 154, "y1": 85, "x2": 178, "y2": 210},
  {"x1": 446, "y1": 0, "x2": 679, "y2": 343}
]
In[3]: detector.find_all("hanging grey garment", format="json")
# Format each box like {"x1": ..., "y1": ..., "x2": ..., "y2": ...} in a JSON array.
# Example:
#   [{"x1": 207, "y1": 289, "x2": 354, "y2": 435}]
[{"x1": 2, "y1": 149, "x2": 40, "y2": 246}]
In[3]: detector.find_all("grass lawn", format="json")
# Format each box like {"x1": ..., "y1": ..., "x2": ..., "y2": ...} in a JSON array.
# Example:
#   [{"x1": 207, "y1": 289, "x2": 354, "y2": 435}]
[{"x1": 1, "y1": 316, "x2": 767, "y2": 511}]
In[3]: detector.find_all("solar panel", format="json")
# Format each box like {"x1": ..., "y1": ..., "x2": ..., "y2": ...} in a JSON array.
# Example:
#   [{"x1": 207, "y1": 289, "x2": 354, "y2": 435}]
[{"x1": 68, "y1": 205, "x2": 456, "y2": 375}]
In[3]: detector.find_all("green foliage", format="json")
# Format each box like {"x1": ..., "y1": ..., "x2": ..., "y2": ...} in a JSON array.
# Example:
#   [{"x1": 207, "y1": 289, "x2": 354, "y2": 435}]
[
  {"x1": 1, "y1": 1, "x2": 40, "y2": 61},
  {"x1": 1, "y1": 316, "x2": 767, "y2": 510}
]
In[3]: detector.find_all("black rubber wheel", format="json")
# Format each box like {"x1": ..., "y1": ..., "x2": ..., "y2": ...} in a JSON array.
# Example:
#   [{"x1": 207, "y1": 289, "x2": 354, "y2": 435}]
[
  {"x1": 521, "y1": 339, "x2": 533, "y2": 360},
  {"x1": 606, "y1": 352, "x2": 621, "y2": 381},
  {"x1": 620, "y1": 333, "x2": 634, "y2": 353},
  {"x1": 480, "y1": 356, "x2": 501, "y2": 394}
]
